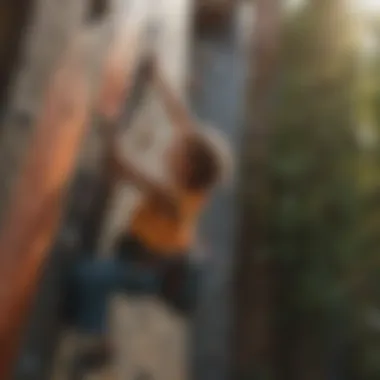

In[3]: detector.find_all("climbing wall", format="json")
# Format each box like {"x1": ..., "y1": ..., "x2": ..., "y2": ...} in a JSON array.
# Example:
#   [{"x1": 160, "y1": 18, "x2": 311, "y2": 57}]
[
  {"x1": 50, "y1": 0, "x2": 193, "y2": 379},
  {"x1": 109, "y1": 296, "x2": 188, "y2": 380}
]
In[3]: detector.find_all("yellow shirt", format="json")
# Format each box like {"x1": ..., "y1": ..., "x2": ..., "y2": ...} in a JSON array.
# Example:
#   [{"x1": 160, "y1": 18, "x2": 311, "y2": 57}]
[{"x1": 130, "y1": 191, "x2": 206, "y2": 257}]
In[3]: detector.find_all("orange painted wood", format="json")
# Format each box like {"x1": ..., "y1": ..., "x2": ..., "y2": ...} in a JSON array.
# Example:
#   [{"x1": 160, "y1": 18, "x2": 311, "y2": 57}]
[{"x1": 0, "y1": 41, "x2": 91, "y2": 379}]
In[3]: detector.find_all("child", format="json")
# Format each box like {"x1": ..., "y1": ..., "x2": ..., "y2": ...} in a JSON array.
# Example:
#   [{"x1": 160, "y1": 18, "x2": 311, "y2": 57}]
[
  {"x1": 111, "y1": 62, "x2": 233, "y2": 310},
  {"x1": 67, "y1": 61, "x2": 232, "y2": 358}
]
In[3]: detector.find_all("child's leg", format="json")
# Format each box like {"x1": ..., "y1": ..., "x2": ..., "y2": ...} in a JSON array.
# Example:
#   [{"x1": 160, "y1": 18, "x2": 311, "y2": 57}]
[
  {"x1": 69, "y1": 256, "x2": 162, "y2": 331},
  {"x1": 66, "y1": 255, "x2": 161, "y2": 376},
  {"x1": 161, "y1": 255, "x2": 203, "y2": 315},
  {"x1": 69, "y1": 258, "x2": 127, "y2": 334},
  {"x1": 62, "y1": 259, "x2": 124, "y2": 376}
]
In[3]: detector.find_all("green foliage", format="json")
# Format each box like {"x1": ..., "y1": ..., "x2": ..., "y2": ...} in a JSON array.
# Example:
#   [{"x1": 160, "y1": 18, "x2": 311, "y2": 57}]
[{"x1": 266, "y1": 0, "x2": 380, "y2": 376}]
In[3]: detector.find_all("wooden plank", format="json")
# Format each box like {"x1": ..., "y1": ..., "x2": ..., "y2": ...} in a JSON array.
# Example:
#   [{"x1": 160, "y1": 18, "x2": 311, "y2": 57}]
[
  {"x1": 0, "y1": 37, "x2": 91, "y2": 379},
  {"x1": 8, "y1": 0, "x2": 90, "y2": 119},
  {"x1": 12, "y1": 23, "x2": 114, "y2": 380},
  {"x1": 232, "y1": 0, "x2": 281, "y2": 378},
  {"x1": 50, "y1": 297, "x2": 189, "y2": 380}
]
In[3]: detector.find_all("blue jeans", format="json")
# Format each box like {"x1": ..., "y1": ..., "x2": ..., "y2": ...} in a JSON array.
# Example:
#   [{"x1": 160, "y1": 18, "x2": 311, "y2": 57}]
[
  {"x1": 66, "y1": 237, "x2": 202, "y2": 334},
  {"x1": 68, "y1": 257, "x2": 160, "y2": 334},
  {"x1": 117, "y1": 235, "x2": 202, "y2": 314}
]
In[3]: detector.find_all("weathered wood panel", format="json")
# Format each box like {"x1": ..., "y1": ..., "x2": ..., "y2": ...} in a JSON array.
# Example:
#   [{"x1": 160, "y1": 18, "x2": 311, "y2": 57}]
[
  {"x1": 0, "y1": 38, "x2": 91, "y2": 380},
  {"x1": 5, "y1": 4, "x2": 114, "y2": 380},
  {"x1": 109, "y1": 296, "x2": 189, "y2": 380},
  {"x1": 0, "y1": 0, "x2": 90, "y2": 224},
  {"x1": 232, "y1": 0, "x2": 281, "y2": 378}
]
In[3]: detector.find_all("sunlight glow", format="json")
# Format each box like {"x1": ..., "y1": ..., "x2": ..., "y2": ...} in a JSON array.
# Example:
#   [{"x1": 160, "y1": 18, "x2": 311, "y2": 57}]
[
  {"x1": 287, "y1": 0, "x2": 380, "y2": 14},
  {"x1": 351, "y1": 0, "x2": 380, "y2": 14}
]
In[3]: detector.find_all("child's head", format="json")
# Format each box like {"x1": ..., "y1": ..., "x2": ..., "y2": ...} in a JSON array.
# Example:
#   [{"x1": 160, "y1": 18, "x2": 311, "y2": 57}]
[{"x1": 169, "y1": 126, "x2": 233, "y2": 192}]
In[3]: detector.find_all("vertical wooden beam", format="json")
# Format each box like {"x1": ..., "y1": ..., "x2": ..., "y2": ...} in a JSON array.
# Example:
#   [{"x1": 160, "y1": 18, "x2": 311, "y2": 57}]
[
  {"x1": 232, "y1": 0, "x2": 281, "y2": 378},
  {"x1": 0, "y1": 0, "x2": 89, "y2": 224},
  {"x1": 0, "y1": 39, "x2": 91, "y2": 379}
]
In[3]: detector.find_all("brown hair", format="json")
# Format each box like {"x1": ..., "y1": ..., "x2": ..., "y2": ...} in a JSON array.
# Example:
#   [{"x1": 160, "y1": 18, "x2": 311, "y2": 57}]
[{"x1": 181, "y1": 128, "x2": 232, "y2": 191}]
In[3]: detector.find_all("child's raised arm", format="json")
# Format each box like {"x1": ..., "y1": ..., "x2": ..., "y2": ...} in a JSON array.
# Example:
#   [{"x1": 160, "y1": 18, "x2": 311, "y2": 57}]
[
  {"x1": 153, "y1": 64, "x2": 196, "y2": 133},
  {"x1": 109, "y1": 139, "x2": 179, "y2": 208}
]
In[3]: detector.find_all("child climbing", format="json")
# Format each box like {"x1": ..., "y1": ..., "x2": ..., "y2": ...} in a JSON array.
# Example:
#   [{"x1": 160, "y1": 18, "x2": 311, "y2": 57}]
[
  {"x1": 112, "y1": 58, "x2": 233, "y2": 310},
  {"x1": 67, "y1": 58, "x2": 233, "y2": 358}
]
